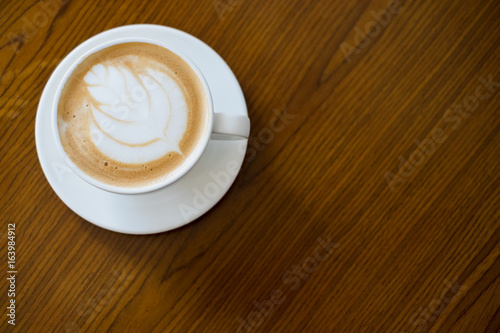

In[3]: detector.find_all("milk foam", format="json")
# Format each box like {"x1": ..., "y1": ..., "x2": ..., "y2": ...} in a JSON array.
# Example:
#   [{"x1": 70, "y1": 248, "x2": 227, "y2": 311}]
[
  {"x1": 84, "y1": 58, "x2": 188, "y2": 163},
  {"x1": 57, "y1": 42, "x2": 208, "y2": 188}
]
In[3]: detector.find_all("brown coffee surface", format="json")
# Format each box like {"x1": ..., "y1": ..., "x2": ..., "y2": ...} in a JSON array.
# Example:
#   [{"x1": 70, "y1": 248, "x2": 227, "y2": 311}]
[{"x1": 57, "y1": 42, "x2": 208, "y2": 188}]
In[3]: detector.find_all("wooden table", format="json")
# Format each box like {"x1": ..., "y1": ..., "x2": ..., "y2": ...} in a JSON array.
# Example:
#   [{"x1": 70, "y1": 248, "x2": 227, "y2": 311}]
[{"x1": 1, "y1": 0, "x2": 499, "y2": 332}]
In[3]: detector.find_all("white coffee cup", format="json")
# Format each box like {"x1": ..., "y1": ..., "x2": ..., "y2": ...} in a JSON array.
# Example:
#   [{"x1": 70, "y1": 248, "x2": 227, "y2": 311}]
[{"x1": 51, "y1": 37, "x2": 250, "y2": 195}]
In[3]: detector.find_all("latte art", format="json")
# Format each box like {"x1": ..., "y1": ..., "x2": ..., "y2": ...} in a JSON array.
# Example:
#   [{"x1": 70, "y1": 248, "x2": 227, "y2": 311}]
[
  {"x1": 85, "y1": 60, "x2": 188, "y2": 163},
  {"x1": 58, "y1": 43, "x2": 208, "y2": 187}
]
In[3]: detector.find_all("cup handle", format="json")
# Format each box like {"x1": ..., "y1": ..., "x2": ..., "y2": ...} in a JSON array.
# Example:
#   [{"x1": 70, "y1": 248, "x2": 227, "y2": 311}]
[{"x1": 212, "y1": 113, "x2": 250, "y2": 139}]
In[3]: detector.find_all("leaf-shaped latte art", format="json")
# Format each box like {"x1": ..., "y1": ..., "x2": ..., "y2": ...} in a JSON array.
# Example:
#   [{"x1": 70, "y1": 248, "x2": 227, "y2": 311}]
[{"x1": 83, "y1": 57, "x2": 188, "y2": 164}]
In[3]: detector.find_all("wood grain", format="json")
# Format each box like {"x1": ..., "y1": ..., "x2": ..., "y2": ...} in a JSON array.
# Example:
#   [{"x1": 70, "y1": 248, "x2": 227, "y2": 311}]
[{"x1": 1, "y1": 0, "x2": 499, "y2": 332}]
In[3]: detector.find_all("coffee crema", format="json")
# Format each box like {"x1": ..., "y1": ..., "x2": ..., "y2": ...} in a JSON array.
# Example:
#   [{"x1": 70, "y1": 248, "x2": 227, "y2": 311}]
[{"x1": 58, "y1": 42, "x2": 208, "y2": 187}]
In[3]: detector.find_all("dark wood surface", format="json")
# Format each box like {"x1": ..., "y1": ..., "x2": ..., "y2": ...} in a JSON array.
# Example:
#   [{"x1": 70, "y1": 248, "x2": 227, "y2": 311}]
[{"x1": 1, "y1": 0, "x2": 499, "y2": 332}]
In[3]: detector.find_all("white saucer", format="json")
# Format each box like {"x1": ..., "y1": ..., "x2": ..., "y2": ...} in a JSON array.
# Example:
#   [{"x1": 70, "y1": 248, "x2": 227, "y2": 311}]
[{"x1": 35, "y1": 25, "x2": 248, "y2": 234}]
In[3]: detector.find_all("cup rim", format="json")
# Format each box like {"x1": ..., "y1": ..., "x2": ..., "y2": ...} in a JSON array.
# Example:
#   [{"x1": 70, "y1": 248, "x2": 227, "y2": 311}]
[{"x1": 51, "y1": 37, "x2": 214, "y2": 195}]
